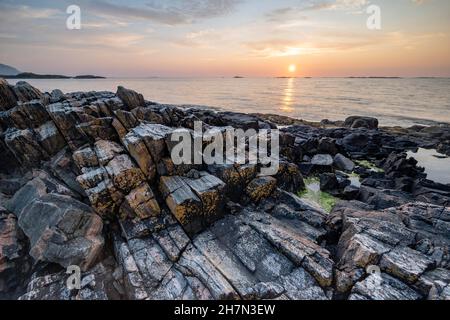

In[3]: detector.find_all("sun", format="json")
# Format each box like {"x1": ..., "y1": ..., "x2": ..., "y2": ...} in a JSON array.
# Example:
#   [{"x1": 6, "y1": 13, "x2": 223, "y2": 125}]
[{"x1": 288, "y1": 64, "x2": 297, "y2": 73}]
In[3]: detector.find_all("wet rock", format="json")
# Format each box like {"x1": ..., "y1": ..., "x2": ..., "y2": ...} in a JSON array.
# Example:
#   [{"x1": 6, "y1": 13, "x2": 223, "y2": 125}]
[
  {"x1": 116, "y1": 86, "x2": 145, "y2": 110},
  {"x1": 333, "y1": 153, "x2": 355, "y2": 172},
  {"x1": 344, "y1": 116, "x2": 378, "y2": 130},
  {"x1": 246, "y1": 176, "x2": 277, "y2": 203}
]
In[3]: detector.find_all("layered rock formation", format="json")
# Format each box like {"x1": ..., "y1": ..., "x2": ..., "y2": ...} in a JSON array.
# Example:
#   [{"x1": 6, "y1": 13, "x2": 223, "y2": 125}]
[{"x1": 0, "y1": 79, "x2": 448, "y2": 300}]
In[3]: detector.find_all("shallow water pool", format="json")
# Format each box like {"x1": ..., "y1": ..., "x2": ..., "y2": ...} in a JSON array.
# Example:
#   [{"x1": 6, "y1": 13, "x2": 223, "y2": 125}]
[{"x1": 407, "y1": 148, "x2": 450, "y2": 185}]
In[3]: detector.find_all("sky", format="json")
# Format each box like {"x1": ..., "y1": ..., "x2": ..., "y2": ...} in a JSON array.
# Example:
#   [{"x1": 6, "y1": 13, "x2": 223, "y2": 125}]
[{"x1": 0, "y1": 0, "x2": 449, "y2": 77}]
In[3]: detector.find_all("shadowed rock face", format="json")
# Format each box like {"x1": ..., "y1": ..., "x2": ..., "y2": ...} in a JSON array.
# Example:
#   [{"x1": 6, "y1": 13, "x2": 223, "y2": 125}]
[{"x1": 0, "y1": 79, "x2": 449, "y2": 300}]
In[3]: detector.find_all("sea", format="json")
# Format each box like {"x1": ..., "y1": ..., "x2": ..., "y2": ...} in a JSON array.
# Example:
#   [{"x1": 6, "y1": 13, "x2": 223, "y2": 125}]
[{"x1": 8, "y1": 77, "x2": 450, "y2": 127}]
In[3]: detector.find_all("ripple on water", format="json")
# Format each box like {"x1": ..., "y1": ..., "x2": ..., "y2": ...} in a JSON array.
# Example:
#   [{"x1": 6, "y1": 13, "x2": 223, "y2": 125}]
[{"x1": 407, "y1": 148, "x2": 450, "y2": 185}]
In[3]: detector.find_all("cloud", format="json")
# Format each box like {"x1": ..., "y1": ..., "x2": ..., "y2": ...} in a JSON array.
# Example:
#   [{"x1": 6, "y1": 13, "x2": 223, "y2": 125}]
[
  {"x1": 0, "y1": 3, "x2": 61, "y2": 20},
  {"x1": 83, "y1": 0, "x2": 242, "y2": 25},
  {"x1": 243, "y1": 30, "x2": 447, "y2": 58}
]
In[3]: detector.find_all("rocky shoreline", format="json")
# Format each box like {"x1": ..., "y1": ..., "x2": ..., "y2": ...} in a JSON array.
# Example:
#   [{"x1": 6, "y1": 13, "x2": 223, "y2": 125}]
[{"x1": 0, "y1": 78, "x2": 449, "y2": 300}]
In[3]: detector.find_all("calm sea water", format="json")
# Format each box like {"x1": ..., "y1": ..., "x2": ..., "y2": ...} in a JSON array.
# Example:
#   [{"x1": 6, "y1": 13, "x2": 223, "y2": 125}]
[{"x1": 9, "y1": 77, "x2": 450, "y2": 127}]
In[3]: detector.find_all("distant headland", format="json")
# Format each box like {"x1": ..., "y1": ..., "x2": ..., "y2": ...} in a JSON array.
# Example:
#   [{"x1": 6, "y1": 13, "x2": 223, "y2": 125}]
[
  {"x1": 0, "y1": 63, "x2": 105, "y2": 79},
  {"x1": 0, "y1": 72, "x2": 106, "y2": 79}
]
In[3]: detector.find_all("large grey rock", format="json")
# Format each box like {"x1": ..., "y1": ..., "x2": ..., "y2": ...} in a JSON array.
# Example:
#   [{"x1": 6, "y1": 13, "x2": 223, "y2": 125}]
[
  {"x1": 333, "y1": 153, "x2": 355, "y2": 172},
  {"x1": 311, "y1": 154, "x2": 333, "y2": 166},
  {"x1": 6, "y1": 178, "x2": 104, "y2": 271}
]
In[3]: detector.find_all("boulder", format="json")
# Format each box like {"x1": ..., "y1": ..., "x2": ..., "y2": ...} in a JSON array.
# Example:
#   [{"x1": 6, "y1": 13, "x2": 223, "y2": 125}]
[
  {"x1": 0, "y1": 208, "x2": 31, "y2": 298},
  {"x1": 0, "y1": 79, "x2": 17, "y2": 110},
  {"x1": 344, "y1": 116, "x2": 378, "y2": 130},
  {"x1": 319, "y1": 173, "x2": 340, "y2": 194},
  {"x1": 334, "y1": 153, "x2": 355, "y2": 172},
  {"x1": 6, "y1": 179, "x2": 104, "y2": 271},
  {"x1": 12, "y1": 81, "x2": 43, "y2": 103},
  {"x1": 246, "y1": 176, "x2": 277, "y2": 203},
  {"x1": 116, "y1": 86, "x2": 145, "y2": 110},
  {"x1": 317, "y1": 137, "x2": 338, "y2": 155},
  {"x1": 35, "y1": 121, "x2": 66, "y2": 156},
  {"x1": 4, "y1": 128, "x2": 48, "y2": 167},
  {"x1": 311, "y1": 154, "x2": 333, "y2": 166}
]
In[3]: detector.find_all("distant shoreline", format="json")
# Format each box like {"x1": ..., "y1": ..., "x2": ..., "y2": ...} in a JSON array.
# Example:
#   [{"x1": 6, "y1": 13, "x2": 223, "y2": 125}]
[{"x1": 0, "y1": 72, "x2": 106, "y2": 79}]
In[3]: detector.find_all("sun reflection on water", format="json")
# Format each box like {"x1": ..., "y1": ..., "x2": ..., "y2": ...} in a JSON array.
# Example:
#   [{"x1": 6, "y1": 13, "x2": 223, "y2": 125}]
[{"x1": 281, "y1": 77, "x2": 295, "y2": 112}]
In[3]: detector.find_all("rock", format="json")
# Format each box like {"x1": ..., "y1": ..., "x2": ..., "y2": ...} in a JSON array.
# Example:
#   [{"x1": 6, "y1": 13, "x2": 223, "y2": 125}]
[
  {"x1": 0, "y1": 209, "x2": 31, "y2": 298},
  {"x1": 319, "y1": 173, "x2": 339, "y2": 193},
  {"x1": 50, "y1": 89, "x2": 65, "y2": 103},
  {"x1": 6, "y1": 178, "x2": 103, "y2": 270},
  {"x1": 120, "y1": 183, "x2": 161, "y2": 219},
  {"x1": 334, "y1": 153, "x2": 355, "y2": 172},
  {"x1": 72, "y1": 147, "x2": 99, "y2": 169},
  {"x1": 342, "y1": 185, "x2": 360, "y2": 200},
  {"x1": 94, "y1": 140, "x2": 124, "y2": 166},
  {"x1": 46, "y1": 102, "x2": 90, "y2": 150},
  {"x1": 245, "y1": 176, "x2": 277, "y2": 203},
  {"x1": 35, "y1": 121, "x2": 65, "y2": 156},
  {"x1": 116, "y1": 86, "x2": 145, "y2": 110},
  {"x1": 379, "y1": 247, "x2": 434, "y2": 284},
  {"x1": 275, "y1": 161, "x2": 305, "y2": 192},
  {"x1": 105, "y1": 154, "x2": 145, "y2": 193},
  {"x1": 131, "y1": 123, "x2": 173, "y2": 163},
  {"x1": 159, "y1": 176, "x2": 202, "y2": 235},
  {"x1": 350, "y1": 273, "x2": 421, "y2": 300},
  {"x1": 317, "y1": 137, "x2": 338, "y2": 155},
  {"x1": 344, "y1": 116, "x2": 378, "y2": 130},
  {"x1": 123, "y1": 131, "x2": 156, "y2": 181},
  {"x1": 0, "y1": 79, "x2": 17, "y2": 110},
  {"x1": 160, "y1": 173, "x2": 226, "y2": 235},
  {"x1": 12, "y1": 81, "x2": 43, "y2": 102},
  {"x1": 19, "y1": 257, "x2": 123, "y2": 300},
  {"x1": 4, "y1": 128, "x2": 48, "y2": 167},
  {"x1": 184, "y1": 172, "x2": 226, "y2": 218},
  {"x1": 311, "y1": 154, "x2": 333, "y2": 166}
]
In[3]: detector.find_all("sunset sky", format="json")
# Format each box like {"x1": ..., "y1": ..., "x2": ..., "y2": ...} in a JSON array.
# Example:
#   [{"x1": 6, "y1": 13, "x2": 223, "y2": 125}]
[{"x1": 0, "y1": 0, "x2": 449, "y2": 77}]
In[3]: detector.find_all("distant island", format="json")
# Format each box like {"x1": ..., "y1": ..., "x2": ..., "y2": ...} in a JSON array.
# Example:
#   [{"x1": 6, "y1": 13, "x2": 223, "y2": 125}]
[
  {"x1": 0, "y1": 63, "x2": 105, "y2": 79},
  {"x1": 0, "y1": 72, "x2": 106, "y2": 79},
  {"x1": 0, "y1": 63, "x2": 21, "y2": 76}
]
